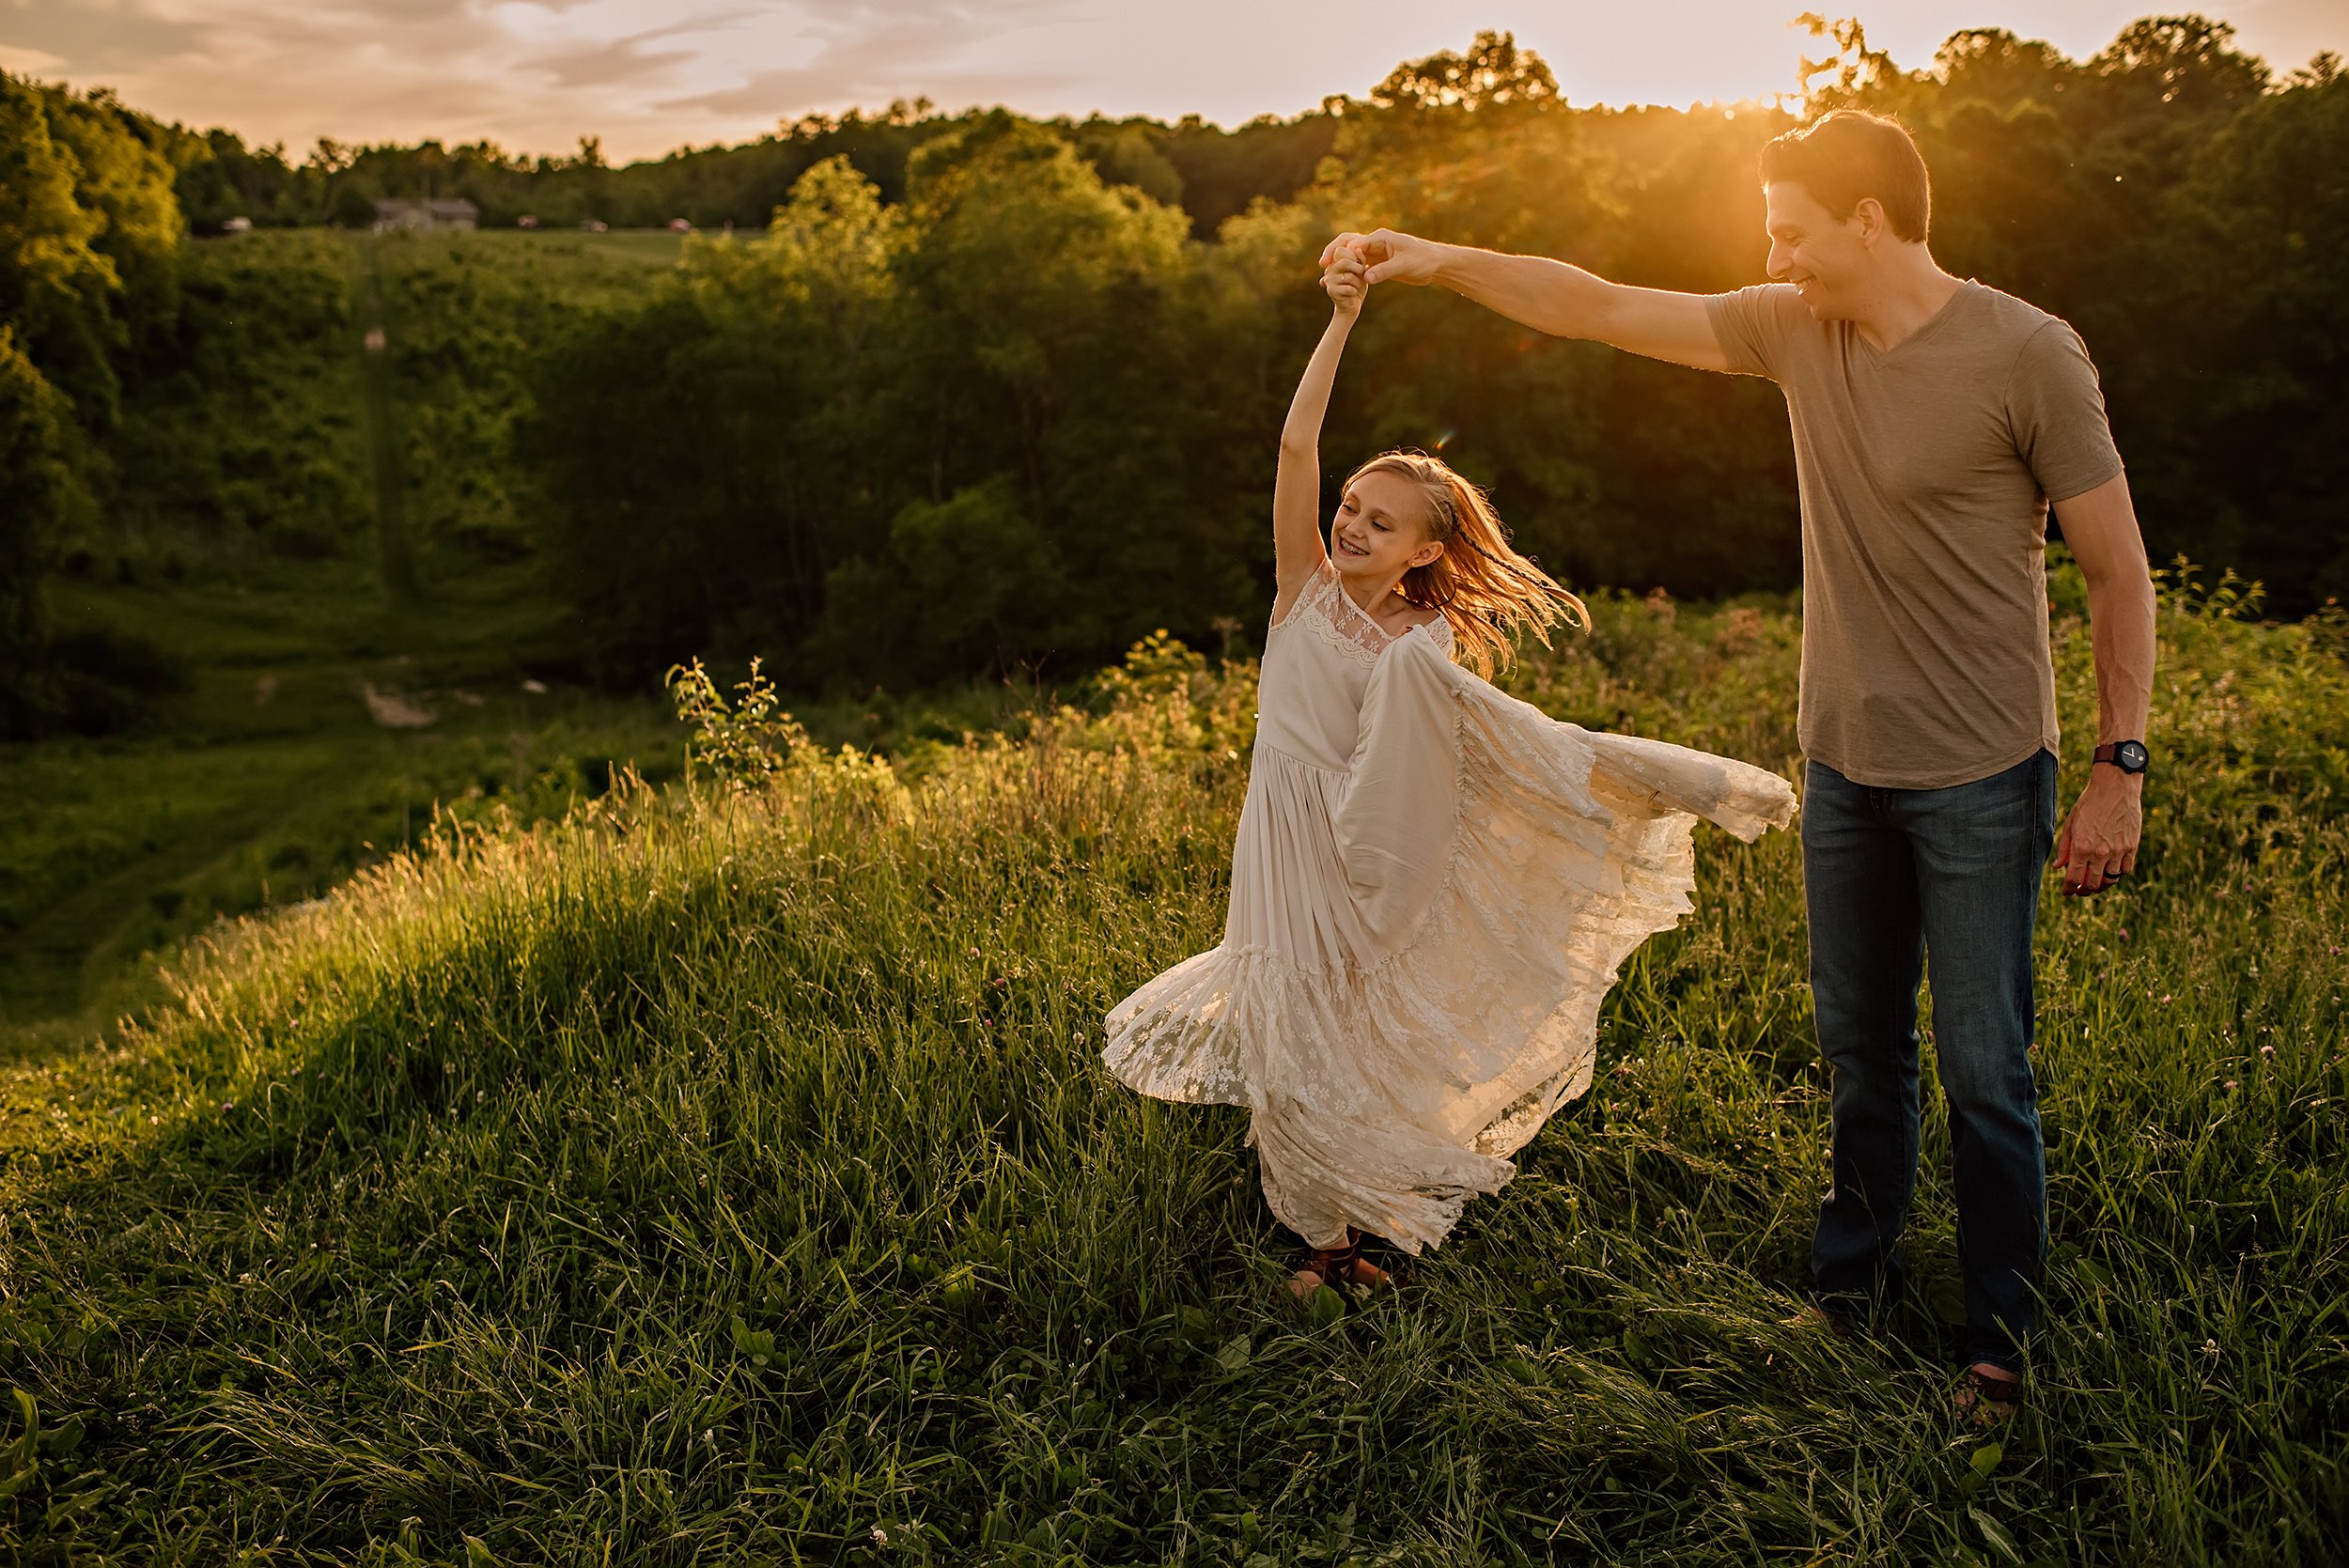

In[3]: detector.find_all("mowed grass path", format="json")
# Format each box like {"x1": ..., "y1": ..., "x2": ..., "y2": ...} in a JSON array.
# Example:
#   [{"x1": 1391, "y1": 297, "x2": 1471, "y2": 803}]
[{"x1": 0, "y1": 579, "x2": 2342, "y2": 1564}]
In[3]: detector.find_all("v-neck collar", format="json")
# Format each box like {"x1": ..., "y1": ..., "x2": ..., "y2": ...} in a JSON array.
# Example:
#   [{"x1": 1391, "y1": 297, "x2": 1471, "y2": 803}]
[{"x1": 1854, "y1": 278, "x2": 1975, "y2": 365}]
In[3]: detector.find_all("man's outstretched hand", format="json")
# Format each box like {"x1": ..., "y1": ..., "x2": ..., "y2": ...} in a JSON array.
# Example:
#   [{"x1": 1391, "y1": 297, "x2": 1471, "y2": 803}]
[{"x1": 1321, "y1": 228, "x2": 1443, "y2": 287}]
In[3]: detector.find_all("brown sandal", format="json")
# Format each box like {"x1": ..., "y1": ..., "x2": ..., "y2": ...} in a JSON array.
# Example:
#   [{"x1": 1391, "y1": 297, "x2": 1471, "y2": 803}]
[{"x1": 1286, "y1": 1229, "x2": 1393, "y2": 1301}]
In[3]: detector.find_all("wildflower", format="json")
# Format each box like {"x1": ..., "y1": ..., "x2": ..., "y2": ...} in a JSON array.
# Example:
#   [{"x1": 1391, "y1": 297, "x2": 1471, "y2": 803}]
[{"x1": 2222, "y1": 1080, "x2": 2238, "y2": 1091}]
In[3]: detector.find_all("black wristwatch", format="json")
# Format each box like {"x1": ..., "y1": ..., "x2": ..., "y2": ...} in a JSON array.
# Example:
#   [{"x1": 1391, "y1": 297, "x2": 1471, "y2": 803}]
[{"x1": 2093, "y1": 739, "x2": 2150, "y2": 776}]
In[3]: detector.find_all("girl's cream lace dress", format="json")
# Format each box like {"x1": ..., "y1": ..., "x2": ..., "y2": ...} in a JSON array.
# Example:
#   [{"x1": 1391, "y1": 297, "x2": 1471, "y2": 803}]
[{"x1": 1104, "y1": 560, "x2": 1797, "y2": 1251}]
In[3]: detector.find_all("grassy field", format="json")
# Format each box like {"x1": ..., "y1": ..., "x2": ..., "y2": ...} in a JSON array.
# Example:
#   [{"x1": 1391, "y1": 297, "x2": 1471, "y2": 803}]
[
  {"x1": 0, "y1": 569, "x2": 2342, "y2": 1563},
  {"x1": 506, "y1": 227, "x2": 696, "y2": 260},
  {"x1": 2, "y1": 223, "x2": 704, "y2": 1042},
  {"x1": 0, "y1": 554, "x2": 681, "y2": 1045}
]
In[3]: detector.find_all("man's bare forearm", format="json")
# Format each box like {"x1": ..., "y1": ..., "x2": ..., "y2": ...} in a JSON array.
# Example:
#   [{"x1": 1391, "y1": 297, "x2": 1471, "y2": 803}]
[
  {"x1": 2085, "y1": 573, "x2": 2156, "y2": 745},
  {"x1": 1330, "y1": 227, "x2": 1727, "y2": 369},
  {"x1": 1429, "y1": 244, "x2": 1619, "y2": 340},
  {"x1": 2055, "y1": 473, "x2": 2157, "y2": 753}
]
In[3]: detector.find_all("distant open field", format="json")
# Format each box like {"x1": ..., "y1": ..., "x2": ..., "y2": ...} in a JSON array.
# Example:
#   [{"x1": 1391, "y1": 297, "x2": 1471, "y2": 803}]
[
  {"x1": 0, "y1": 553, "x2": 680, "y2": 1046},
  {"x1": 406, "y1": 226, "x2": 695, "y2": 261},
  {"x1": 1, "y1": 222, "x2": 717, "y2": 1044}
]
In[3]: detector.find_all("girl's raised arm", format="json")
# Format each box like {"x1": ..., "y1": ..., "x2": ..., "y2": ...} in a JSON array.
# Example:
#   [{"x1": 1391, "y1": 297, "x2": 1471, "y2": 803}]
[{"x1": 1271, "y1": 256, "x2": 1364, "y2": 620}]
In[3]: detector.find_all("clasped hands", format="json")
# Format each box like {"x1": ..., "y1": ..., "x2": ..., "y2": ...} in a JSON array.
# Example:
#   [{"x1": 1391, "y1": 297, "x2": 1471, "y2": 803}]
[
  {"x1": 1316, "y1": 228, "x2": 1438, "y2": 316},
  {"x1": 1320, "y1": 249, "x2": 1367, "y2": 316}
]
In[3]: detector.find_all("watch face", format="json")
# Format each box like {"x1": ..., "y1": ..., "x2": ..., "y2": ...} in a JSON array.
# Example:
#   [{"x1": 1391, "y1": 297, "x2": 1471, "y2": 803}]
[{"x1": 2118, "y1": 741, "x2": 2148, "y2": 772}]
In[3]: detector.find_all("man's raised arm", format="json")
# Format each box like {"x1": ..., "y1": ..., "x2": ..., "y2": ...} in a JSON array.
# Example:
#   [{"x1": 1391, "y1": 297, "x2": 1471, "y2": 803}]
[{"x1": 1322, "y1": 228, "x2": 1733, "y2": 374}]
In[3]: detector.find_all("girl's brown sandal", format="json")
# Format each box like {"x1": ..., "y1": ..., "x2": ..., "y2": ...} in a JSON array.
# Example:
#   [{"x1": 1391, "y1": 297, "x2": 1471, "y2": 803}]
[{"x1": 1286, "y1": 1229, "x2": 1394, "y2": 1301}]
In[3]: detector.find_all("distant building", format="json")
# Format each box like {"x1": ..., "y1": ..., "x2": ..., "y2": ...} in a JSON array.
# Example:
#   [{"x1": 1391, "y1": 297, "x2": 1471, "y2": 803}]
[
  {"x1": 517, "y1": 213, "x2": 540, "y2": 229},
  {"x1": 668, "y1": 217, "x2": 692, "y2": 232},
  {"x1": 222, "y1": 215, "x2": 253, "y2": 235},
  {"x1": 372, "y1": 197, "x2": 479, "y2": 233}
]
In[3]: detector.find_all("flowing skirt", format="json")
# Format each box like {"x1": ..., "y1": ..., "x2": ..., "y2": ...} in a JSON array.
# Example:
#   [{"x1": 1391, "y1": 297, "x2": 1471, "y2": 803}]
[{"x1": 1104, "y1": 633, "x2": 1796, "y2": 1252}]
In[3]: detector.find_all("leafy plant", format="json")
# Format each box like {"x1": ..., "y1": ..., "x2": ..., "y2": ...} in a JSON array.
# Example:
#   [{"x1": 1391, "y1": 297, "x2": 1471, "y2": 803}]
[{"x1": 665, "y1": 655, "x2": 809, "y2": 787}]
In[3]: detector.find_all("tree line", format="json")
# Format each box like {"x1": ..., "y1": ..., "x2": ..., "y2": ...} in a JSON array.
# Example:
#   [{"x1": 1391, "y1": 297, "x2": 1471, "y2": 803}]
[
  {"x1": 528, "y1": 17, "x2": 2349, "y2": 689},
  {"x1": 2, "y1": 17, "x2": 2342, "y2": 730},
  {"x1": 163, "y1": 96, "x2": 1341, "y2": 242}
]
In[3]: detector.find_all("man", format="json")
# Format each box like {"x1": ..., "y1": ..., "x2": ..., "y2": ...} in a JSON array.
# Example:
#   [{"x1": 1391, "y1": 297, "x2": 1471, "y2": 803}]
[{"x1": 1326, "y1": 109, "x2": 2155, "y2": 1417}]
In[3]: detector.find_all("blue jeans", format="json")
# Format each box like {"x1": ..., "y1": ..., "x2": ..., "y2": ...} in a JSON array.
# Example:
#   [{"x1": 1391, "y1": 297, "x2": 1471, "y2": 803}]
[{"x1": 1802, "y1": 750, "x2": 2057, "y2": 1374}]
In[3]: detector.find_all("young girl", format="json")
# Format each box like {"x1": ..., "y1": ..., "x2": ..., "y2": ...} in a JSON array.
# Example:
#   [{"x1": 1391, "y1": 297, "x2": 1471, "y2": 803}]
[{"x1": 1104, "y1": 252, "x2": 1797, "y2": 1297}]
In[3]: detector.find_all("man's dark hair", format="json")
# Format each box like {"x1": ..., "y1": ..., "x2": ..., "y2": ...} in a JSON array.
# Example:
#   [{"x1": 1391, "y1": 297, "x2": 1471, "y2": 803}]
[{"x1": 1759, "y1": 110, "x2": 1932, "y2": 242}]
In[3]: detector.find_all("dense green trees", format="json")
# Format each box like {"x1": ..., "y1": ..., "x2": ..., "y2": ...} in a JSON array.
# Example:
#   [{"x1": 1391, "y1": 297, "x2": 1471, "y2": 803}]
[
  {"x1": 2134, "y1": 55, "x2": 2348, "y2": 598},
  {"x1": 0, "y1": 75, "x2": 183, "y2": 735},
  {"x1": 0, "y1": 327, "x2": 76, "y2": 733},
  {"x1": 5, "y1": 15, "x2": 2344, "y2": 712},
  {"x1": 528, "y1": 127, "x2": 1271, "y2": 687},
  {"x1": 528, "y1": 19, "x2": 2349, "y2": 692}
]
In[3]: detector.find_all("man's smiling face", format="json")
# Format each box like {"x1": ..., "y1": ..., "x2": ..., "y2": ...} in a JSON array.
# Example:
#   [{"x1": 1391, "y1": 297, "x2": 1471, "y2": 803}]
[{"x1": 1764, "y1": 180, "x2": 1872, "y2": 320}]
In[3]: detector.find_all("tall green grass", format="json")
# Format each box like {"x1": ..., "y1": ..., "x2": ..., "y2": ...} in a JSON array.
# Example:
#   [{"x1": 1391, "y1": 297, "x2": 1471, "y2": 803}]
[{"x1": 0, "y1": 570, "x2": 2342, "y2": 1564}]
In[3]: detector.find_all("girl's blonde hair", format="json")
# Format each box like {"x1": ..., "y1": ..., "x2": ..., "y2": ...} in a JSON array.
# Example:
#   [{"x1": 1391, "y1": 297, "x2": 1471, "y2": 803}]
[{"x1": 1346, "y1": 451, "x2": 1586, "y2": 678}]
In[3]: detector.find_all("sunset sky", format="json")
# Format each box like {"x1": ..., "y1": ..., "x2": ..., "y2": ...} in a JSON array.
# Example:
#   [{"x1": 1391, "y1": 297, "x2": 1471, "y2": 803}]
[{"x1": 4, "y1": 0, "x2": 2342, "y2": 163}]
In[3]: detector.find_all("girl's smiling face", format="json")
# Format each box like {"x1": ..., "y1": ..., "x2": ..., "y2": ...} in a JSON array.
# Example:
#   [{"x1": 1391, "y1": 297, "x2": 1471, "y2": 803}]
[{"x1": 1331, "y1": 469, "x2": 1444, "y2": 584}]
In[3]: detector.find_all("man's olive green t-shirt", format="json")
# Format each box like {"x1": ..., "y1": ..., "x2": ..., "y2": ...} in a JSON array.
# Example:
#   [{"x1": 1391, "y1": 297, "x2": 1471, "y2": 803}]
[{"x1": 1705, "y1": 279, "x2": 2124, "y2": 789}]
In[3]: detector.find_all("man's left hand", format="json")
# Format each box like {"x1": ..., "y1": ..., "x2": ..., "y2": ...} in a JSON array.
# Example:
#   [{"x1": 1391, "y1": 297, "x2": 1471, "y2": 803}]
[{"x1": 2055, "y1": 764, "x2": 2142, "y2": 896}]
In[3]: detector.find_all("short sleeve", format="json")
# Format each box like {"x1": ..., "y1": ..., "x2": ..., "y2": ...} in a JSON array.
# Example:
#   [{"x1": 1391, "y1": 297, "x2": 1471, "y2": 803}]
[
  {"x1": 1704, "y1": 283, "x2": 1802, "y2": 380},
  {"x1": 2007, "y1": 320, "x2": 2125, "y2": 504}
]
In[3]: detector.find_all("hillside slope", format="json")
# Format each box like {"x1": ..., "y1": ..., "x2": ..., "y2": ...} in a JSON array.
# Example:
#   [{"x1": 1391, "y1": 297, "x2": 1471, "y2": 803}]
[{"x1": 1, "y1": 582, "x2": 2343, "y2": 1564}]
